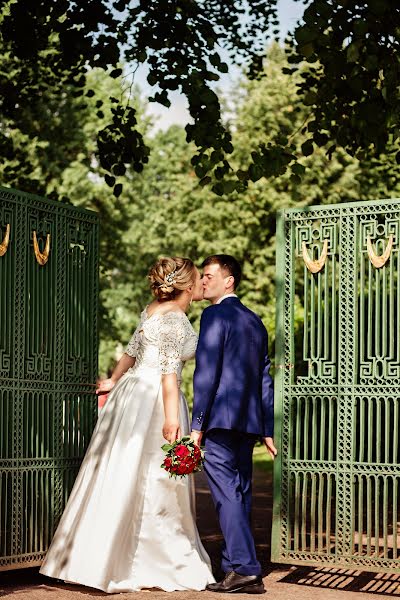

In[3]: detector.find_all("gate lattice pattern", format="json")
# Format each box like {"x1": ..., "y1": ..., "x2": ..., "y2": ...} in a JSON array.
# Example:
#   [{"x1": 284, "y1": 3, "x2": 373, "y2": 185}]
[
  {"x1": 0, "y1": 187, "x2": 98, "y2": 570},
  {"x1": 272, "y1": 199, "x2": 400, "y2": 573}
]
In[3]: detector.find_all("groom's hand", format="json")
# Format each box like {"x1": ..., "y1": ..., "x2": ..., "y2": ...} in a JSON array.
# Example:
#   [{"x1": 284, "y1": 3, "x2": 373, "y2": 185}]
[
  {"x1": 190, "y1": 430, "x2": 203, "y2": 447},
  {"x1": 263, "y1": 436, "x2": 278, "y2": 460},
  {"x1": 163, "y1": 421, "x2": 181, "y2": 444}
]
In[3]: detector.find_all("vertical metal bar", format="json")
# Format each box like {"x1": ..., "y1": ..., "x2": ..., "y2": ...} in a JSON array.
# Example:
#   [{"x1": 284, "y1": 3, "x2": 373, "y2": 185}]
[
  {"x1": 375, "y1": 267, "x2": 381, "y2": 363},
  {"x1": 328, "y1": 399, "x2": 334, "y2": 461},
  {"x1": 312, "y1": 397, "x2": 317, "y2": 459},
  {"x1": 376, "y1": 397, "x2": 381, "y2": 464},
  {"x1": 318, "y1": 473, "x2": 324, "y2": 552},
  {"x1": 304, "y1": 397, "x2": 310, "y2": 460},
  {"x1": 294, "y1": 472, "x2": 300, "y2": 552},
  {"x1": 393, "y1": 476, "x2": 398, "y2": 559},
  {"x1": 368, "y1": 400, "x2": 373, "y2": 463},
  {"x1": 389, "y1": 245, "x2": 394, "y2": 359},
  {"x1": 367, "y1": 477, "x2": 372, "y2": 555},
  {"x1": 310, "y1": 269, "x2": 316, "y2": 360},
  {"x1": 383, "y1": 476, "x2": 388, "y2": 558},
  {"x1": 320, "y1": 396, "x2": 326, "y2": 461},
  {"x1": 358, "y1": 475, "x2": 363, "y2": 555},
  {"x1": 385, "y1": 399, "x2": 390, "y2": 465},
  {"x1": 360, "y1": 237, "x2": 365, "y2": 367},
  {"x1": 326, "y1": 473, "x2": 332, "y2": 553},
  {"x1": 310, "y1": 472, "x2": 317, "y2": 552},
  {"x1": 359, "y1": 397, "x2": 365, "y2": 463},
  {"x1": 301, "y1": 472, "x2": 308, "y2": 550},
  {"x1": 382, "y1": 261, "x2": 387, "y2": 359},
  {"x1": 367, "y1": 261, "x2": 373, "y2": 359},
  {"x1": 394, "y1": 399, "x2": 399, "y2": 464},
  {"x1": 304, "y1": 269, "x2": 309, "y2": 362},
  {"x1": 324, "y1": 250, "x2": 329, "y2": 361},
  {"x1": 270, "y1": 210, "x2": 289, "y2": 562},
  {"x1": 317, "y1": 269, "x2": 322, "y2": 360},
  {"x1": 374, "y1": 476, "x2": 380, "y2": 557}
]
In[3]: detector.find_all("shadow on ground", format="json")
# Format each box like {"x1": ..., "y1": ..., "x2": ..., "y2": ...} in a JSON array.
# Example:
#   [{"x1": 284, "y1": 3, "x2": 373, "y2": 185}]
[
  {"x1": 280, "y1": 566, "x2": 400, "y2": 596},
  {"x1": 2, "y1": 466, "x2": 400, "y2": 598}
]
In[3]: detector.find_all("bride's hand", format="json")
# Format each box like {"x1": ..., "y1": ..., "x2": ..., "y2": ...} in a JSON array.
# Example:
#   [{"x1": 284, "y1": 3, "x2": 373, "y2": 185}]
[
  {"x1": 96, "y1": 378, "x2": 115, "y2": 396},
  {"x1": 163, "y1": 421, "x2": 181, "y2": 444}
]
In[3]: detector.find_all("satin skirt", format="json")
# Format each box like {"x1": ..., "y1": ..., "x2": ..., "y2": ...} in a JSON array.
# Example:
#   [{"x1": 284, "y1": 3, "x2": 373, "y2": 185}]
[{"x1": 40, "y1": 366, "x2": 215, "y2": 592}]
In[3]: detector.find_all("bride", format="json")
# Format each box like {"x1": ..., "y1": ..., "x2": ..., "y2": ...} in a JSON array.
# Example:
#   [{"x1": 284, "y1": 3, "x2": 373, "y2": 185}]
[{"x1": 40, "y1": 257, "x2": 215, "y2": 592}]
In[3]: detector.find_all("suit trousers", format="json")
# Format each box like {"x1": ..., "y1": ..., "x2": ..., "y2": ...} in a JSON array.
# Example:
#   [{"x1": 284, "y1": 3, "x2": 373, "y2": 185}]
[{"x1": 204, "y1": 428, "x2": 261, "y2": 576}]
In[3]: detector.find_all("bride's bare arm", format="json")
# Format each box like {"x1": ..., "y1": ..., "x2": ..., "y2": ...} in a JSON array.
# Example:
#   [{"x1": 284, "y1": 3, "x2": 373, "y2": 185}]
[
  {"x1": 96, "y1": 353, "x2": 136, "y2": 395},
  {"x1": 161, "y1": 373, "x2": 181, "y2": 443}
]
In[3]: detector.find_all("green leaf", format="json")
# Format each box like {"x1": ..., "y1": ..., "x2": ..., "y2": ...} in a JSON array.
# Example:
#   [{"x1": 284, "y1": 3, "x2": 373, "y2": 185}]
[
  {"x1": 209, "y1": 53, "x2": 221, "y2": 67},
  {"x1": 299, "y1": 43, "x2": 314, "y2": 58},
  {"x1": 110, "y1": 68, "x2": 123, "y2": 78},
  {"x1": 112, "y1": 163, "x2": 126, "y2": 176},
  {"x1": 290, "y1": 174, "x2": 301, "y2": 185},
  {"x1": 113, "y1": 183, "x2": 123, "y2": 197},
  {"x1": 199, "y1": 176, "x2": 212, "y2": 186},
  {"x1": 105, "y1": 174, "x2": 115, "y2": 187},
  {"x1": 295, "y1": 25, "x2": 317, "y2": 45},
  {"x1": 292, "y1": 163, "x2": 306, "y2": 176},
  {"x1": 222, "y1": 180, "x2": 237, "y2": 194},
  {"x1": 347, "y1": 42, "x2": 360, "y2": 63},
  {"x1": 303, "y1": 91, "x2": 317, "y2": 106},
  {"x1": 161, "y1": 443, "x2": 173, "y2": 452},
  {"x1": 301, "y1": 140, "x2": 314, "y2": 157},
  {"x1": 147, "y1": 72, "x2": 157, "y2": 86}
]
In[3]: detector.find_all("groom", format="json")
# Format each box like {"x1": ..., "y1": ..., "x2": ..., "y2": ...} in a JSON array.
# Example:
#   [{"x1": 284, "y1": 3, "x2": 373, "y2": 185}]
[{"x1": 191, "y1": 255, "x2": 276, "y2": 595}]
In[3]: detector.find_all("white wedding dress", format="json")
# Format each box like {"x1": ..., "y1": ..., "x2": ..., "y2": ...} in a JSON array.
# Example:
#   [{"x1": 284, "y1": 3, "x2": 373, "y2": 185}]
[{"x1": 40, "y1": 308, "x2": 215, "y2": 592}]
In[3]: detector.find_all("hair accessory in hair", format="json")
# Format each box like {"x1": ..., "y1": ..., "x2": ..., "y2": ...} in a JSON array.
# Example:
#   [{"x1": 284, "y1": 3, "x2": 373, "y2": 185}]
[{"x1": 165, "y1": 270, "x2": 176, "y2": 285}]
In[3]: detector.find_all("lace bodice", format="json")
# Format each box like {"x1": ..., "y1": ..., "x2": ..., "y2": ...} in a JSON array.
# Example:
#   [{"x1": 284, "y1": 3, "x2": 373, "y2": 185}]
[{"x1": 125, "y1": 307, "x2": 198, "y2": 380}]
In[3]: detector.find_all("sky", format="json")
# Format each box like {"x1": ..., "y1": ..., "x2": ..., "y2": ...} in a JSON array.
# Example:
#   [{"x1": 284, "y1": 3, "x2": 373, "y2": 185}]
[{"x1": 133, "y1": 0, "x2": 305, "y2": 132}]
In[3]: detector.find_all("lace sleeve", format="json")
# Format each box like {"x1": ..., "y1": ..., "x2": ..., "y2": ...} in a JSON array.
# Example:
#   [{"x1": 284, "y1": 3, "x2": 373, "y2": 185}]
[
  {"x1": 124, "y1": 308, "x2": 146, "y2": 357},
  {"x1": 158, "y1": 313, "x2": 186, "y2": 374}
]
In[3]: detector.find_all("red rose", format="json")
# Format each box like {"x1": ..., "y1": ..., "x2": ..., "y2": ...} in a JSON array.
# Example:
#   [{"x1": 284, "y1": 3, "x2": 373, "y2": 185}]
[
  {"x1": 163, "y1": 457, "x2": 172, "y2": 469},
  {"x1": 175, "y1": 444, "x2": 190, "y2": 458},
  {"x1": 193, "y1": 446, "x2": 201, "y2": 458},
  {"x1": 177, "y1": 464, "x2": 187, "y2": 475}
]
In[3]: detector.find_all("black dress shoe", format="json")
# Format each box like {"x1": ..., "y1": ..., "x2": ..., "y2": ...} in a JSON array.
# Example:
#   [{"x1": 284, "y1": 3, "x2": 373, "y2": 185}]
[{"x1": 206, "y1": 571, "x2": 265, "y2": 594}]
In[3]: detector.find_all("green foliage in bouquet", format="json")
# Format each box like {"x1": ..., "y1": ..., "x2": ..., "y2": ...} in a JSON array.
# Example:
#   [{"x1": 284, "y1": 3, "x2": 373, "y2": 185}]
[{"x1": 161, "y1": 436, "x2": 204, "y2": 478}]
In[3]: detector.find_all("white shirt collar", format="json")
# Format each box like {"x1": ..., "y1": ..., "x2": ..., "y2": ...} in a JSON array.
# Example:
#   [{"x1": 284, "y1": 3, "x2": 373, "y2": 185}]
[{"x1": 216, "y1": 293, "x2": 238, "y2": 305}]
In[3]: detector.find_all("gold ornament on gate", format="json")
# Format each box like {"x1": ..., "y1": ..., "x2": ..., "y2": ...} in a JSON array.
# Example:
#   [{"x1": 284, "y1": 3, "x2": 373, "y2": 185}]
[
  {"x1": 367, "y1": 234, "x2": 393, "y2": 269},
  {"x1": 0, "y1": 223, "x2": 10, "y2": 256},
  {"x1": 33, "y1": 230, "x2": 50, "y2": 266},
  {"x1": 302, "y1": 238, "x2": 328, "y2": 274}
]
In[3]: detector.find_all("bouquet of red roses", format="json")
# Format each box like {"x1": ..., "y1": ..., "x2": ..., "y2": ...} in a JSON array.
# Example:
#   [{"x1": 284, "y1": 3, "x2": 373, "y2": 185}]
[{"x1": 161, "y1": 436, "x2": 204, "y2": 478}]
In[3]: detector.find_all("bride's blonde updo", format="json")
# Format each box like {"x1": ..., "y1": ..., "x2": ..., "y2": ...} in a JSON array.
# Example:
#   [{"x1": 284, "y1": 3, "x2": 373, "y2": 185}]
[{"x1": 148, "y1": 256, "x2": 196, "y2": 301}]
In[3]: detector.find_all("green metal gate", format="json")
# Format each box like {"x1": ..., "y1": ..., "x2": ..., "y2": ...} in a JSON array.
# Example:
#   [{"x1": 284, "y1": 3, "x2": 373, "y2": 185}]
[
  {"x1": 272, "y1": 198, "x2": 400, "y2": 573},
  {"x1": 0, "y1": 186, "x2": 99, "y2": 570}
]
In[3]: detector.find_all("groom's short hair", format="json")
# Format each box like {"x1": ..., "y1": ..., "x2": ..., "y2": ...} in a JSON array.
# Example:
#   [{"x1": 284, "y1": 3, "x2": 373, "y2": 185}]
[{"x1": 202, "y1": 254, "x2": 242, "y2": 289}]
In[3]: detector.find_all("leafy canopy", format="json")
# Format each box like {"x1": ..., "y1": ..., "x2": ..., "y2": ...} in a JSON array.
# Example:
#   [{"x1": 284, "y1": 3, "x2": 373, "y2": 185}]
[{"x1": 0, "y1": 0, "x2": 399, "y2": 197}]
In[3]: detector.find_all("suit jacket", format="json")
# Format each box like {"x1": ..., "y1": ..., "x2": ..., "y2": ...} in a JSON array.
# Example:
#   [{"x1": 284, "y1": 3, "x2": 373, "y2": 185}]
[{"x1": 191, "y1": 297, "x2": 274, "y2": 437}]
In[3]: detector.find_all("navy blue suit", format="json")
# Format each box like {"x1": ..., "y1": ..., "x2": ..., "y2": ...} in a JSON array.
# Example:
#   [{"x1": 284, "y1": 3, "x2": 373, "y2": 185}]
[{"x1": 191, "y1": 296, "x2": 274, "y2": 576}]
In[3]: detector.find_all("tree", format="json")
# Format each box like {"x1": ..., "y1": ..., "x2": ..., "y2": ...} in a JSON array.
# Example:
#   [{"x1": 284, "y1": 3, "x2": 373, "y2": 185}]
[
  {"x1": 291, "y1": 0, "x2": 400, "y2": 161},
  {"x1": 1, "y1": 0, "x2": 399, "y2": 197},
  {"x1": 0, "y1": 0, "x2": 278, "y2": 196}
]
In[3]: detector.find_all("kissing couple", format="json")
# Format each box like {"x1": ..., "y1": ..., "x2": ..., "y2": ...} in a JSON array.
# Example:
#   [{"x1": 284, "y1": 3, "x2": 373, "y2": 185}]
[{"x1": 40, "y1": 254, "x2": 277, "y2": 594}]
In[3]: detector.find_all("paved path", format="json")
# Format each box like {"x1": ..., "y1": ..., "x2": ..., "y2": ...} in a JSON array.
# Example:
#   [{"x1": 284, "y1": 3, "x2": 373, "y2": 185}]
[{"x1": 1, "y1": 468, "x2": 399, "y2": 599}]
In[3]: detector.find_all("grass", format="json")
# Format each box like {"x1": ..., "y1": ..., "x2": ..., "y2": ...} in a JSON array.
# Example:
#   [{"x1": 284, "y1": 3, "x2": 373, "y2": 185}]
[{"x1": 252, "y1": 443, "x2": 274, "y2": 473}]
